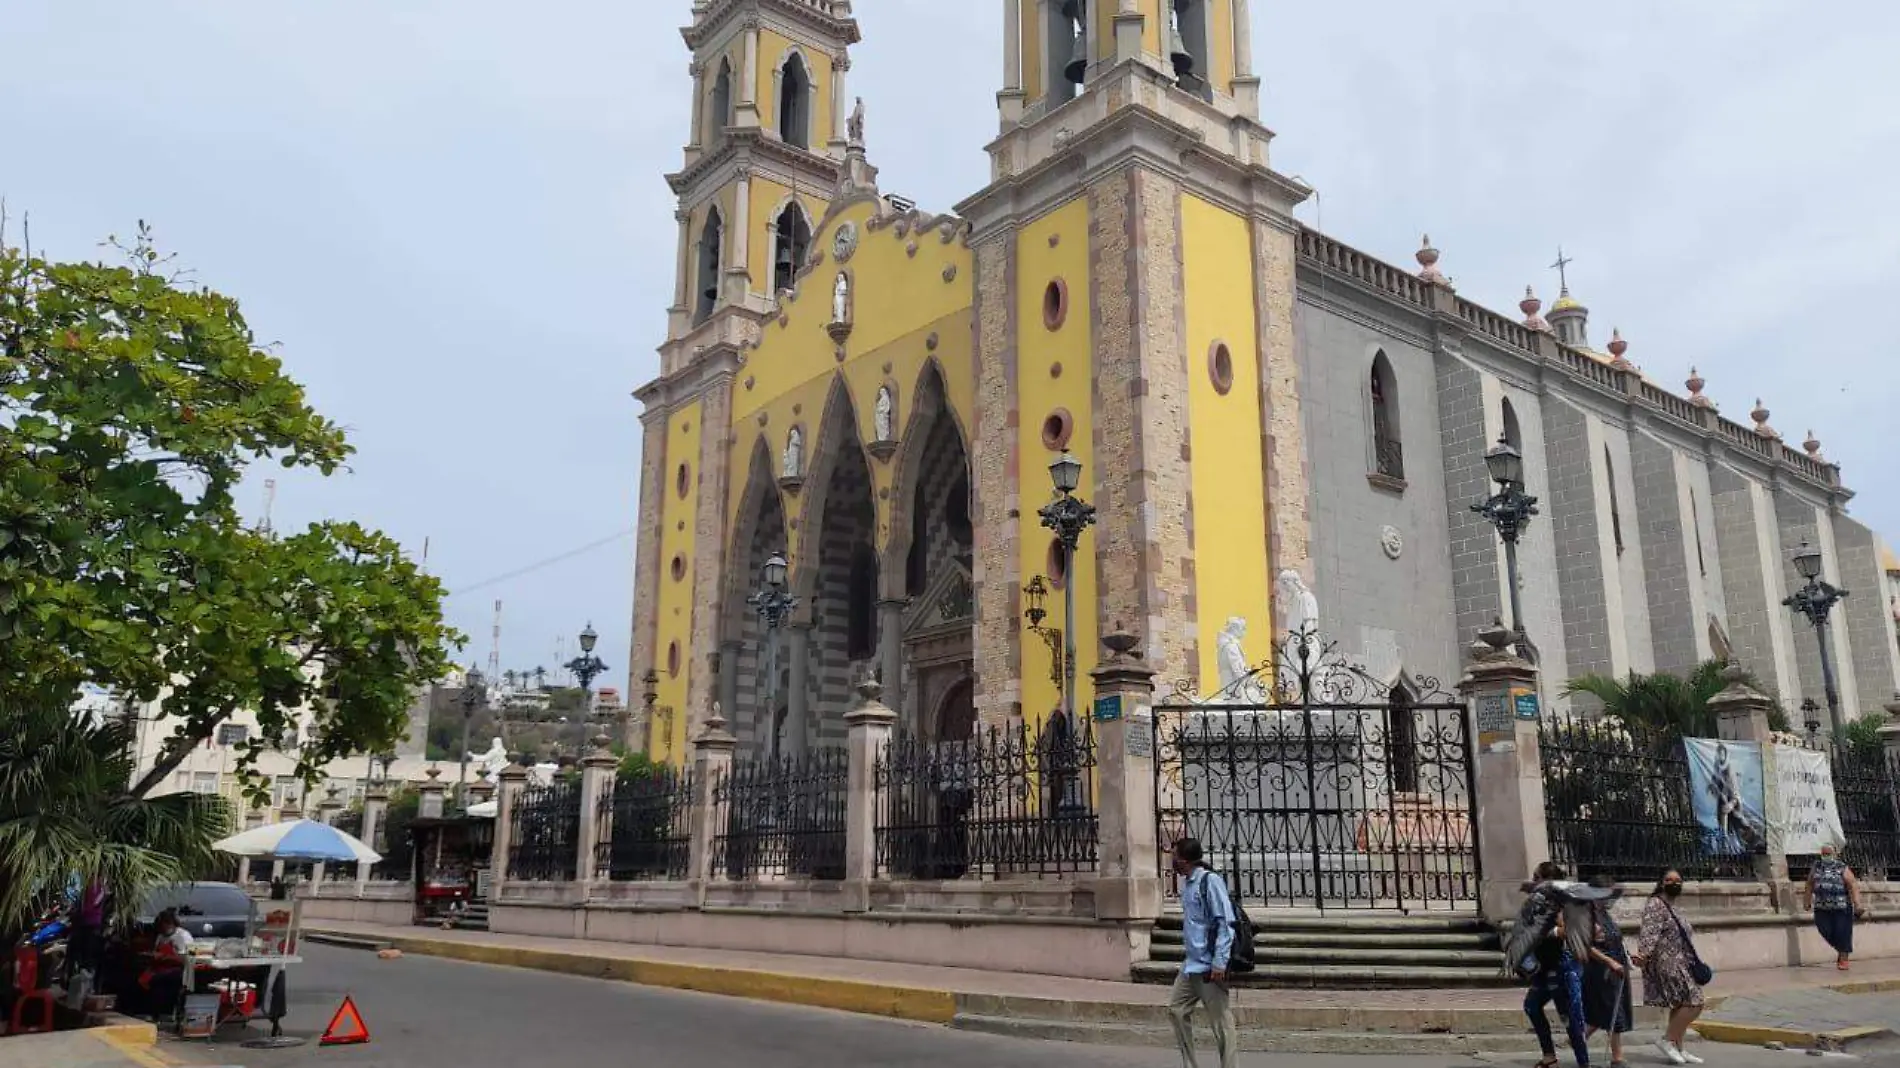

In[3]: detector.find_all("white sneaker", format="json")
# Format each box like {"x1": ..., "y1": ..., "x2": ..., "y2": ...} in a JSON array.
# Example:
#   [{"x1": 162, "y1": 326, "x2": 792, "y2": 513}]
[
  {"x1": 1678, "y1": 1047, "x2": 1704, "y2": 1065},
  {"x1": 1655, "y1": 1038, "x2": 1687, "y2": 1065}
]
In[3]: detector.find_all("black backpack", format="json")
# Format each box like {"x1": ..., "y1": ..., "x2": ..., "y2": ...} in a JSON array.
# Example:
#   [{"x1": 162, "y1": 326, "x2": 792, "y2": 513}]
[{"x1": 1199, "y1": 869, "x2": 1257, "y2": 974}]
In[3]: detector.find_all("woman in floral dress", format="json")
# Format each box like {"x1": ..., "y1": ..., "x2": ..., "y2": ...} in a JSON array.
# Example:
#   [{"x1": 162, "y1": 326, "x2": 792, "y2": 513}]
[{"x1": 1633, "y1": 871, "x2": 1705, "y2": 1065}]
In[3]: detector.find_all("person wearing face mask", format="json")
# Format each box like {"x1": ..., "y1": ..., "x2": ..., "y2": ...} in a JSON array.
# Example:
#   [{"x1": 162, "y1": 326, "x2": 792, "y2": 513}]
[
  {"x1": 1633, "y1": 872, "x2": 1706, "y2": 1065},
  {"x1": 1804, "y1": 843, "x2": 1865, "y2": 971}
]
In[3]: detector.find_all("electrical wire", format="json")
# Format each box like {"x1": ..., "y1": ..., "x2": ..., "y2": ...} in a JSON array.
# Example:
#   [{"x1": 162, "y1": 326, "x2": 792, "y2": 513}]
[{"x1": 444, "y1": 527, "x2": 637, "y2": 599}]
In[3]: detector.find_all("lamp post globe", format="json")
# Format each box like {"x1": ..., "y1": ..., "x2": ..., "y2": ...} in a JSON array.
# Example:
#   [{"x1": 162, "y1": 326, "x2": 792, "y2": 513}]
[
  {"x1": 1483, "y1": 437, "x2": 1524, "y2": 488},
  {"x1": 578, "y1": 622, "x2": 599, "y2": 654},
  {"x1": 1048, "y1": 451, "x2": 1083, "y2": 494},
  {"x1": 1792, "y1": 540, "x2": 1824, "y2": 582}
]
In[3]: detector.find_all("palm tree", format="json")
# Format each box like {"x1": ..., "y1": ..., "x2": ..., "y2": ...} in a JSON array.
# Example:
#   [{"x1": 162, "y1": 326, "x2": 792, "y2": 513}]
[
  {"x1": 0, "y1": 705, "x2": 230, "y2": 944},
  {"x1": 503, "y1": 669, "x2": 518, "y2": 691},
  {"x1": 1562, "y1": 659, "x2": 1789, "y2": 739},
  {"x1": 533, "y1": 666, "x2": 548, "y2": 691}
]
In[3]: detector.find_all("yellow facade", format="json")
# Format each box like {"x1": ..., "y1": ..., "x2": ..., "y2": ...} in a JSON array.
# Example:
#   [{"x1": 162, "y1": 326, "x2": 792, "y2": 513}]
[
  {"x1": 745, "y1": 177, "x2": 829, "y2": 295},
  {"x1": 1013, "y1": 198, "x2": 1098, "y2": 722},
  {"x1": 652, "y1": 400, "x2": 704, "y2": 766},
  {"x1": 1181, "y1": 193, "x2": 1272, "y2": 687},
  {"x1": 757, "y1": 28, "x2": 836, "y2": 147}
]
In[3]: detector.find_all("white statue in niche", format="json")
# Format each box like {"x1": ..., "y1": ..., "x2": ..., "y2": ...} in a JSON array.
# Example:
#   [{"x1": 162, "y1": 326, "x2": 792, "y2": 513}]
[
  {"x1": 782, "y1": 426, "x2": 803, "y2": 479},
  {"x1": 874, "y1": 386, "x2": 894, "y2": 442},
  {"x1": 1213, "y1": 616, "x2": 1268, "y2": 704},
  {"x1": 832, "y1": 271, "x2": 851, "y2": 325},
  {"x1": 1275, "y1": 569, "x2": 1324, "y2": 699},
  {"x1": 467, "y1": 737, "x2": 509, "y2": 783}
]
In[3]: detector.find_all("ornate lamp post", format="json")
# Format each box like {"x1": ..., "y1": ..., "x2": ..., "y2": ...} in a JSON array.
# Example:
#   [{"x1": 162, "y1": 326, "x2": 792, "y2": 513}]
[
  {"x1": 1784, "y1": 539, "x2": 1850, "y2": 734},
  {"x1": 1471, "y1": 432, "x2": 1540, "y2": 662},
  {"x1": 456, "y1": 666, "x2": 486, "y2": 812},
  {"x1": 1802, "y1": 698, "x2": 1824, "y2": 748},
  {"x1": 748, "y1": 551, "x2": 799, "y2": 763},
  {"x1": 565, "y1": 622, "x2": 609, "y2": 750},
  {"x1": 1038, "y1": 452, "x2": 1097, "y2": 729}
]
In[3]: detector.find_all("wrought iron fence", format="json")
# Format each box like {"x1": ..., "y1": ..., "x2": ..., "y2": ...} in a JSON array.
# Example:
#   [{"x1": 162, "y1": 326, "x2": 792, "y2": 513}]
[
  {"x1": 875, "y1": 712, "x2": 1098, "y2": 880},
  {"x1": 1154, "y1": 638, "x2": 1478, "y2": 911},
  {"x1": 370, "y1": 799, "x2": 417, "y2": 882},
  {"x1": 1540, "y1": 715, "x2": 1754, "y2": 882},
  {"x1": 326, "y1": 811, "x2": 364, "y2": 881},
  {"x1": 1788, "y1": 744, "x2": 1900, "y2": 881},
  {"x1": 598, "y1": 766, "x2": 695, "y2": 881},
  {"x1": 713, "y1": 748, "x2": 848, "y2": 880},
  {"x1": 508, "y1": 778, "x2": 584, "y2": 882}
]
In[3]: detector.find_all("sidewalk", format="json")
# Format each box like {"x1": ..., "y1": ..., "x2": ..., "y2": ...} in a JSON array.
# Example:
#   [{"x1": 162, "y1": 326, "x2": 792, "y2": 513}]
[
  {"x1": 0, "y1": 1020, "x2": 173, "y2": 1068},
  {"x1": 305, "y1": 919, "x2": 1900, "y2": 1051}
]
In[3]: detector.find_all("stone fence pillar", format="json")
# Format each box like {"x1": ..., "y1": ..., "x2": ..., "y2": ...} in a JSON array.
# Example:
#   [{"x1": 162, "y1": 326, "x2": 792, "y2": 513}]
[
  {"x1": 687, "y1": 704, "x2": 737, "y2": 908},
  {"x1": 489, "y1": 764, "x2": 529, "y2": 894},
  {"x1": 1461, "y1": 621, "x2": 1548, "y2": 925},
  {"x1": 843, "y1": 675, "x2": 897, "y2": 914},
  {"x1": 417, "y1": 768, "x2": 447, "y2": 820},
  {"x1": 1089, "y1": 630, "x2": 1162, "y2": 922},
  {"x1": 357, "y1": 784, "x2": 390, "y2": 894},
  {"x1": 1710, "y1": 664, "x2": 1793, "y2": 890},
  {"x1": 576, "y1": 742, "x2": 618, "y2": 886},
  {"x1": 1877, "y1": 694, "x2": 1900, "y2": 768}
]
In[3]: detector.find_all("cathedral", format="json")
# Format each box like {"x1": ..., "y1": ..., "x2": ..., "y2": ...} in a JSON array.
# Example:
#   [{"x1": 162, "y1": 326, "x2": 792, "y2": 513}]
[{"x1": 628, "y1": 0, "x2": 1900, "y2": 766}]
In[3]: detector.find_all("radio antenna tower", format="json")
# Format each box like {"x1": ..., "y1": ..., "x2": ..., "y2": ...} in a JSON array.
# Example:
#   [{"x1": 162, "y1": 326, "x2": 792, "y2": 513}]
[
  {"x1": 260, "y1": 479, "x2": 277, "y2": 538},
  {"x1": 488, "y1": 600, "x2": 503, "y2": 683}
]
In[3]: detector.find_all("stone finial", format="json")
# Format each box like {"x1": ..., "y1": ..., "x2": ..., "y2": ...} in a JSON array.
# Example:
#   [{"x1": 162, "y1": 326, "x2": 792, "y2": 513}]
[
  {"x1": 852, "y1": 664, "x2": 883, "y2": 705},
  {"x1": 1605, "y1": 328, "x2": 1634, "y2": 371},
  {"x1": 1102, "y1": 629, "x2": 1142, "y2": 662},
  {"x1": 1686, "y1": 366, "x2": 1714, "y2": 408},
  {"x1": 1470, "y1": 617, "x2": 1515, "y2": 663},
  {"x1": 1750, "y1": 398, "x2": 1780, "y2": 439},
  {"x1": 1416, "y1": 234, "x2": 1446, "y2": 283},
  {"x1": 1803, "y1": 430, "x2": 1823, "y2": 459},
  {"x1": 845, "y1": 664, "x2": 897, "y2": 725},
  {"x1": 1520, "y1": 286, "x2": 1548, "y2": 331}
]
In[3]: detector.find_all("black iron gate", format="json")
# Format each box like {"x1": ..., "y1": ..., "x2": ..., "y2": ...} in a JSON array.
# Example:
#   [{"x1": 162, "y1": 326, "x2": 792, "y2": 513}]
[{"x1": 1153, "y1": 630, "x2": 1479, "y2": 911}]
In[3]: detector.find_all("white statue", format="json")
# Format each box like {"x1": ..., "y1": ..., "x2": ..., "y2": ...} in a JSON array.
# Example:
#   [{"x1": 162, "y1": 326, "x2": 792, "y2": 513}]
[
  {"x1": 832, "y1": 271, "x2": 850, "y2": 325},
  {"x1": 782, "y1": 426, "x2": 803, "y2": 479},
  {"x1": 847, "y1": 96, "x2": 866, "y2": 144},
  {"x1": 1214, "y1": 616, "x2": 1268, "y2": 704},
  {"x1": 1274, "y1": 569, "x2": 1323, "y2": 699},
  {"x1": 874, "y1": 386, "x2": 894, "y2": 442},
  {"x1": 467, "y1": 737, "x2": 508, "y2": 783},
  {"x1": 528, "y1": 761, "x2": 559, "y2": 788}
]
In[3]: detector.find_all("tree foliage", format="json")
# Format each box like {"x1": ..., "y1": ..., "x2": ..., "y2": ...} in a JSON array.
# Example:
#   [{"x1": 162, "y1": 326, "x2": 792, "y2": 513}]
[
  {"x1": 0, "y1": 219, "x2": 462, "y2": 799},
  {"x1": 1562, "y1": 659, "x2": 1790, "y2": 738},
  {"x1": 0, "y1": 704, "x2": 230, "y2": 943}
]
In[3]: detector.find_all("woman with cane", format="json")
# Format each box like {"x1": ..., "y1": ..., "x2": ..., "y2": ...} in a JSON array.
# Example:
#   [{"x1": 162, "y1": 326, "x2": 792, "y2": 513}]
[{"x1": 1581, "y1": 875, "x2": 1633, "y2": 1068}]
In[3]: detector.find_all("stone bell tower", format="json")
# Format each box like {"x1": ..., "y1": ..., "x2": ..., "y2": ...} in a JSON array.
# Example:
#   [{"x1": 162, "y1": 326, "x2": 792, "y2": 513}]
[
  {"x1": 631, "y1": 0, "x2": 861, "y2": 761},
  {"x1": 960, "y1": 0, "x2": 1309, "y2": 721}
]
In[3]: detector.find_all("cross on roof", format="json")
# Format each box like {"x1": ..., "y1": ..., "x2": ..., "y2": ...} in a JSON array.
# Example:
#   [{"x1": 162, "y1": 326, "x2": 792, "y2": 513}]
[{"x1": 1550, "y1": 247, "x2": 1574, "y2": 293}]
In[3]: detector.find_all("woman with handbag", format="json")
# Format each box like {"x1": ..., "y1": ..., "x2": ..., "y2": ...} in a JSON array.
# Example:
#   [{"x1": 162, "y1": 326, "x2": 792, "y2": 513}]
[
  {"x1": 1632, "y1": 871, "x2": 1709, "y2": 1065},
  {"x1": 1804, "y1": 844, "x2": 1866, "y2": 970}
]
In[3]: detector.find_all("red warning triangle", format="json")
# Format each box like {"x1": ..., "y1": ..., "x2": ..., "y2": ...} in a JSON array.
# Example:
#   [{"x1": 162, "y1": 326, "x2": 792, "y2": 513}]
[{"x1": 319, "y1": 995, "x2": 371, "y2": 1046}]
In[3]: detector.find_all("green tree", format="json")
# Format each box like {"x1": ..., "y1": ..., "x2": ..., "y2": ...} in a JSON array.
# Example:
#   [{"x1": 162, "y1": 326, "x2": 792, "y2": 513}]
[
  {"x1": 0, "y1": 704, "x2": 230, "y2": 943},
  {"x1": 1838, "y1": 712, "x2": 1888, "y2": 762},
  {"x1": 0, "y1": 221, "x2": 462, "y2": 800},
  {"x1": 1562, "y1": 659, "x2": 1791, "y2": 738}
]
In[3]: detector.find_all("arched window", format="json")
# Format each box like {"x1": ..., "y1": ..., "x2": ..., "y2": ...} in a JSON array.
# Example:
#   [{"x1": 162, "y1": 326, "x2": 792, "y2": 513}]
[
  {"x1": 778, "y1": 53, "x2": 811, "y2": 149},
  {"x1": 708, "y1": 59, "x2": 733, "y2": 146},
  {"x1": 695, "y1": 208, "x2": 724, "y2": 324},
  {"x1": 847, "y1": 542, "x2": 878, "y2": 661},
  {"x1": 1369, "y1": 352, "x2": 1402, "y2": 480},
  {"x1": 1501, "y1": 397, "x2": 1522, "y2": 450},
  {"x1": 1604, "y1": 446, "x2": 1625, "y2": 555},
  {"x1": 1388, "y1": 683, "x2": 1418, "y2": 794},
  {"x1": 771, "y1": 202, "x2": 812, "y2": 295}
]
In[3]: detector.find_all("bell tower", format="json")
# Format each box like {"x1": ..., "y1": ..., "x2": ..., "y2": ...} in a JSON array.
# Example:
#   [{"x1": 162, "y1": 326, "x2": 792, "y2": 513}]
[
  {"x1": 996, "y1": 0, "x2": 1260, "y2": 128},
  {"x1": 631, "y1": 1, "x2": 862, "y2": 757}
]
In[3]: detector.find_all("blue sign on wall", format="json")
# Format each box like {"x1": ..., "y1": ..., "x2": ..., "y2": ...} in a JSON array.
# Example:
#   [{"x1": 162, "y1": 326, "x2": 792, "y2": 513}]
[
  {"x1": 1513, "y1": 692, "x2": 1540, "y2": 720},
  {"x1": 1092, "y1": 695, "x2": 1123, "y2": 722}
]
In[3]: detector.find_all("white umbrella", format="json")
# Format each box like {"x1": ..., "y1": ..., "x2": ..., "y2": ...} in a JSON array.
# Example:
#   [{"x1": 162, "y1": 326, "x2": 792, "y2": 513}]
[{"x1": 213, "y1": 819, "x2": 382, "y2": 864}]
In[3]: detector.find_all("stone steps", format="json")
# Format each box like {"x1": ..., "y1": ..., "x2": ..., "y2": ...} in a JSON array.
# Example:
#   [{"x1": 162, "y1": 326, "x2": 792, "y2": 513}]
[
  {"x1": 1130, "y1": 960, "x2": 1509, "y2": 988},
  {"x1": 1143, "y1": 910, "x2": 1510, "y2": 988},
  {"x1": 949, "y1": 1015, "x2": 1548, "y2": 1054}
]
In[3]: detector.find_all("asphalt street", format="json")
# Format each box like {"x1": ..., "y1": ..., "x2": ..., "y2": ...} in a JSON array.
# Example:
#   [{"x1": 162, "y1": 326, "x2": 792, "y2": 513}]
[{"x1": 155, "y1": 944, "x2": 1900, "y2": 1068}]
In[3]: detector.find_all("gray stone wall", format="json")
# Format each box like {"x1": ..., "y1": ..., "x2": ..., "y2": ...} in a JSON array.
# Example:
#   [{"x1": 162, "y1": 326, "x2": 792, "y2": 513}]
[
  {"x1": 1294, "y1": 298, "x2": 1457, "y2": 686},
  {"x1": 1631, "y1": 431, "x2": 1698, "y2": 676},
  {"x1": 1436, "y1": 355, "x2": 1498, "y2": 656},
  {"x1": 1709, "y1": 464, "x2": 1781, "y2": 701},
  {"x1": 1541, "y1": 397, "x2": 1611, "y2": 689},
  {"x1": 1831, "y1": 513, "x2": 1900, "y2": 716}
]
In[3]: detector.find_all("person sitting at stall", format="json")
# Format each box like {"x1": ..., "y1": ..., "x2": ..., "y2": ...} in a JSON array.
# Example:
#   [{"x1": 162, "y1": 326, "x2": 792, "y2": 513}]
[{"x1": 137, "y1": 909, "x2": 194, "y2": 1024}]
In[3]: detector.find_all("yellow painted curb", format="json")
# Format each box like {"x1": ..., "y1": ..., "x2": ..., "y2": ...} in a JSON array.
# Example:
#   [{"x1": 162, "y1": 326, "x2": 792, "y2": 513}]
[
  {"x1": 328, "y1": 931, "x2": 958, "y2": 1026},
  {"x1": 93, "y1": 1022, "x2": 176, "y2": 1068},
  {"x1": 1694, "y1": 1020, "x2": 1892, "y2": 1048}
]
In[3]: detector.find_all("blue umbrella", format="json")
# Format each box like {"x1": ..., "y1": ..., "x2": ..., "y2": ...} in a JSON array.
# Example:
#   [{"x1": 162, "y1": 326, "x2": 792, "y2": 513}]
[{"x1": 212, "y1": 819, "x2": 382, "y2": 864}]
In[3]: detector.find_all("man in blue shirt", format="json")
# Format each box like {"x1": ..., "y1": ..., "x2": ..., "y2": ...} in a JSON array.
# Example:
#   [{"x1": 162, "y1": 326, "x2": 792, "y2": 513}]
[{"x1": 1170, "y1": 837, "x2": 1238, "y2": 1068}]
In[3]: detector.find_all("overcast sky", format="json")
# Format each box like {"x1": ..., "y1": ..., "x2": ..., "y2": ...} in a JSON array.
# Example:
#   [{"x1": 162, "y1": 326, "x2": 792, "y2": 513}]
[{"x1": 7, "y1": 1, "x2": 1896, "y2": 689}]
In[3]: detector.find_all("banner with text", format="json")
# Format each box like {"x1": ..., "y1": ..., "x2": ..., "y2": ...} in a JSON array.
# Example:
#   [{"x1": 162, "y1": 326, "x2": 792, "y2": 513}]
[{"x1": 1767, "y1": 744, "x2": 1845, "y2": 856}]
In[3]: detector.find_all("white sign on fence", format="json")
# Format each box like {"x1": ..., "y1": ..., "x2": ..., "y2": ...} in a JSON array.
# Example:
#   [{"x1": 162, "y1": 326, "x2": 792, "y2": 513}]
[{"x1": 1767, "y1": 744, "x2": 1845, "y2": 856}]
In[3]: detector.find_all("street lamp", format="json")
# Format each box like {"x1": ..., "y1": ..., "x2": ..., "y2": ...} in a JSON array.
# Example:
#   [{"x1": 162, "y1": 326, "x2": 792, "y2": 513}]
[
  {"x1": 1022, "y1": 575, "x2": 1064, "y2": 690},
  {"x1": 1802, "y1": 698, "x2": 1824, "y2": 747},
  {"x1": 1038, "y1": 452, "x2": 1097, "y2": 729},
  {"x1": 457, "y1": 666, "x2": 486, "y2": 811},
  {"x1": 565, "y1": 622, "x2": 609, "y2": 737},
  {"x1": 1471, "y1": 432, "x2": 1541, "y2": 662},
  {"x1": 748, "y1": 551, "x2": 799, "y2": 763},
  {"x1": 1783, "y1": 539, "x2": 1850, "y2": 734}
]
